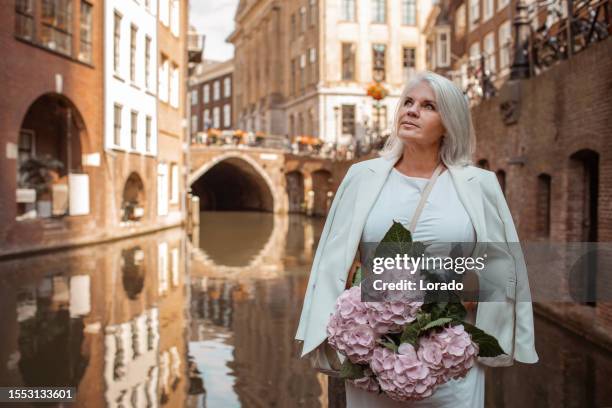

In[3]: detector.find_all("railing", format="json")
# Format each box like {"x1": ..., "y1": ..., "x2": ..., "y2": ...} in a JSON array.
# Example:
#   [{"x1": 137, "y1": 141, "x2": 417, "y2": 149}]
[
  {"x1": 447, "y1": 0, "x2": 610, "y2": 105},
  {"x1": 190, "y1": 131, "x2": 387, "y2": 161},
  {"x1": 527, "y1": 0, "x2": 610, "y2": 74}
]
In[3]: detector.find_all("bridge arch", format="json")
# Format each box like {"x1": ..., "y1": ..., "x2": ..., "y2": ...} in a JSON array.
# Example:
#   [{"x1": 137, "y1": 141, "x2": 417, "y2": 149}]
[{"x1": 189, "y1": 153, "x2": 279, "y2": 212}]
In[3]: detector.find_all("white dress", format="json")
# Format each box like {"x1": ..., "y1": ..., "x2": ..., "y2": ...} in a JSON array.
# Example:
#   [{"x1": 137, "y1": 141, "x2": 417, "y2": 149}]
[{"x1": 346, "y1": 168, "x2": 485, "y2": 408}]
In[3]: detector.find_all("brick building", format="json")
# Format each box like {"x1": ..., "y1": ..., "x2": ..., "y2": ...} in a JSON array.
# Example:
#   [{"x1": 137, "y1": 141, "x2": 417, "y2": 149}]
[
  {"x1": 188, "y1": 59, "x2": 234, "y2": 138},
  {"x1": 1, "y1": 1, "x2": 198, "y2": 257},
  {"x1": 0, "y1": 0, "x2": 106, "y2": 256},
  {"x1": 470, "y1": 38, "x2": 612, "y2": 346}
]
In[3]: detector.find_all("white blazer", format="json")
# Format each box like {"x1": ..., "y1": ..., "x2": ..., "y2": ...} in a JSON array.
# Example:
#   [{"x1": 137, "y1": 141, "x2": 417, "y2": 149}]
[{"x1": 295, "y1": 156, "x2": 539, "y2": 367}]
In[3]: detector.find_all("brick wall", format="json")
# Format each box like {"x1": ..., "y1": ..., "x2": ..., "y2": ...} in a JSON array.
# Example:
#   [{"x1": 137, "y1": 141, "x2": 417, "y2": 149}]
[{"x1": 471, "y1": 38, "x2": 612, "y2": 345}]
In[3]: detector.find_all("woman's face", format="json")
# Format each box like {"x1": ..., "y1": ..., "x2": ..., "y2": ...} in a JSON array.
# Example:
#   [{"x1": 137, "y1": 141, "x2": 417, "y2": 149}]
[{"x1": 397, "y1": 81, "x2": 446, "y2": 148}]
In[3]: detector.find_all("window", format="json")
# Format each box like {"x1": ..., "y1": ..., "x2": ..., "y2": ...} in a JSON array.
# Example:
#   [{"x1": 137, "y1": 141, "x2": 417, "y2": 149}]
[
  {"x1": 455, "y1": 5, "x2": 466, "y2": 37},
  {"x1": 79, "y1": 1, "x2": 92, "y2": 63},
  {"x1": 171, "y1": 0, "x2": 180, "y2": 36},
  {"x1": 373, "y1": 105, "x2": 387, "y2": 131},
  {"x1": 402, "y1": 0, "x2": 416, "y2": 25},
  {"x1": 498, "y1": 21, "x2": 512, "y2": 69},
  {"x1": 340, "y1": 0, "x2": 356, "y2": 21},
  {"x1": 203, "y1": 84, "x2": 210, "y2": 103},
  {"x1": 157, "y1": 163, "x2": 168, "y2": 216},
  {"x1": 469, "y1": 0, "x2": 480, "y2": 30},
  {"x1": 223, "y1": 104, "x2": 231, "y2": 128},
  {"x1": 309, "y1": 0, "x2": 317, "y2": 26},
  {"x1": 484, "y1": 32, "x2": 496, "y2": 73},
  {"x1": 113, "y1": 12, "x2": 121, "y2": 74},
  {"x1": 145, "y1": 36, "x2": 151, "y2": 89},
  {"x1": 300, "y1": 6, "x2": 306, "y2": 33},
  {"x1": 342, "y1": 43, "x2": 355, "y2": 80},
  {"x1": 469, "y1": 42, "x2": 481, "y2": 66},
  {"x1": 170, "y1": 164, "x2": 179, "y2": 204},
  {"x1": 203, "y1": 110, "x2": 210, "y2": 130},
  {"x1": 145, "y1": 116, "x2": 152, "y2": 152},
  {"x1": 402, "y1": 47, "x2": 416, "y2": 79},
  {"x1": 159, "y1": 55, "x2": 169, "y2": 102},
  {"x1": 536, "y1": 174, "x2": 551, "y2": 237},
  {"x1": 437, "y1": 31, "x2": 450, "y2": 67},
  {"x1": 114, "y1": 104, "x2": 122, "y2": 146},
  {"x1": 213, "y1": 81, "x2": 220, "y2": 101},
  {"x1": 130, "y1": 25, "x2": 138, "y2": 83},
  {"x1": 213, "y1": 107, "x2": 220, "y2": 129},
  {"x1": 291, "y1": 14, "x2": 296, "y2": 40},
  {"x1": 372, "y1": 0, "x2": 386, "y2": 23},
  {"x1": 191, "y1": 89, "x2": 198, "y2": 105},
  {"x1": 372, "y1": 44, "x2": 386, "y2": 81},
  {"x1": 224, "y1": 77, "x2": 231, "y2": 98},
  {"x1": 483, "y1": 0, "x2": 494, "y2": 21},
  {"x1": 291, "y1": 58, "x2": 297, "y2": 95},
  {"x1": 41, "y1": 0, "x2": 73, "y2": 55},
  {"x1": 15, "y1": 0, "x2": 35, "y2": 41},
  {"x1": 341, "y1": 105, "x2": 356, "y2": 137},
  {"x1": 130, "y1": 111, "x2": 138, "y2": 149},
  {"x1": 300, "y1": 54, "x2": 306, "y2": 93},
  {"x1": 159, "y1": 0, "x2": 169, "y2": 26},
  {"x1": 170, "y1": 63, "x2": 179, "y2": 107},
  {"x1": 191, "y1": 115, "x2": 198, "y2": 133}
]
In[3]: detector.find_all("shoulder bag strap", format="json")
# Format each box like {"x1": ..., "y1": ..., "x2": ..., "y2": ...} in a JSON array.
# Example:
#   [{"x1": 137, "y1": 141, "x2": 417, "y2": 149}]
[{"x1": 408, "y1": 162, "x2": 444, "y2": 233}]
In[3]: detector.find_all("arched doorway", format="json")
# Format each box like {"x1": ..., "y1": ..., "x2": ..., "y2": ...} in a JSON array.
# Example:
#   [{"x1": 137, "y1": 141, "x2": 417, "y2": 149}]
[
  {"x1": 122, "y1": 173, "x2": 145, "y2": 222},
  {"x1": 16, "y1": 93, "x2": 86, "y2": 220},
  {"x1": 311, "y1": 169, "x2": 332, "y2": 217},
  {"x1": 286, "y1": 171, "x2": 305, "y2": 213},
  {"x1": 190, "y1": 157, "x2": 274, "y2": 212},
  {"x1": 568, "y1": 149, "x2": 599, "y2": 307}
]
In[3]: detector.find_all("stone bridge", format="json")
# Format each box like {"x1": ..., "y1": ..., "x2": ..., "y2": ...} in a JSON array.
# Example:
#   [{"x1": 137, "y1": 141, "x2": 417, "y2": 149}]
[{"x1": 188, "y1": 146, "x2": 353, "y2": 215}]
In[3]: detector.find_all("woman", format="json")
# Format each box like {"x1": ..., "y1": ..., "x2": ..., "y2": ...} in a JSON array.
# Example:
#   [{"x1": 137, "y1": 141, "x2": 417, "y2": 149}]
[{"x1": 295, "y1": 71, "x2": 538, "y2": 407}]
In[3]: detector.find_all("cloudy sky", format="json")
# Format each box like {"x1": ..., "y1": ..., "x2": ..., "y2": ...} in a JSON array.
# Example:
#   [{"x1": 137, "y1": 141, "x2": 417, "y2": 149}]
[{"x1": 190, "y1": 0, "x2": 240, "y2": 62}]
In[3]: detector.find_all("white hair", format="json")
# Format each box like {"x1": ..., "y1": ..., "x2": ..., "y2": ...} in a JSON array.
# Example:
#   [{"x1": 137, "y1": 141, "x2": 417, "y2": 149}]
[{"x1": 379, "y1": 71, "x2": 475, "y2": 166}]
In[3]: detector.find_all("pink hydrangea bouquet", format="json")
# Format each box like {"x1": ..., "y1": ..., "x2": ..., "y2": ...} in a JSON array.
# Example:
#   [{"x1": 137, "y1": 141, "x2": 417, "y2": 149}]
[{"x1": 326, "y1": 222, "x2": 504, "y2": 402}]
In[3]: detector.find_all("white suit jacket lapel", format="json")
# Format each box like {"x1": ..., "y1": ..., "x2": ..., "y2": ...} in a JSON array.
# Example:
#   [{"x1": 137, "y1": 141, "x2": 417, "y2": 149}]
[
  {"x1": 447, "y1": 165, "x2": 488, "y2": 257},
  {"x1": 345, "y1": 158, "x2": 396, "y2": 268}
]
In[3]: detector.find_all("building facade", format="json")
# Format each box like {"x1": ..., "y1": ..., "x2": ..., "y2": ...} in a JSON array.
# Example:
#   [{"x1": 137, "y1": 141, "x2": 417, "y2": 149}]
[
  {"x1": 104, "y1": 0, "x2": 160, "y2": 228},
  {"x1": 1, "y1": 0, "x2": 195, "y2": 257},
  {"x1": 189, "y1": 60, "x2": 234, "y2": 136},
  {"x1": 228, "y1": 0, "x2": 434, "y2": 145},
  {"x1": 1, "y1": 0, "x2": 105, "y2": 255},
  {"x1": 156, "y1": 0, "x2": 189, "y2": 224}
]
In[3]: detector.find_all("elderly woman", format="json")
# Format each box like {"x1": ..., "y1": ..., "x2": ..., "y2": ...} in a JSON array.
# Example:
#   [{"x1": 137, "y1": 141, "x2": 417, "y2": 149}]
[{"x1": 295, "y1": 71, "x2": 538, "y2": 407}]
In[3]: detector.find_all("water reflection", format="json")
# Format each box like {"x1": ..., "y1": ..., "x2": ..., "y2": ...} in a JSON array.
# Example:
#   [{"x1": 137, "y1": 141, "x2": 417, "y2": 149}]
[
  {"x1": 0, "y1": 214, "x2": 611, "y2": 407},
  {"x1": 0, "y1": 228, "x2": 188, "y2": 407}
]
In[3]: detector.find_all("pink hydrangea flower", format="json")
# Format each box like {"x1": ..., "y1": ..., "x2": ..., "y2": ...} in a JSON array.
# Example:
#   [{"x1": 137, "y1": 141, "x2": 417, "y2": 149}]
[
  {"x1": 365, "y1": 300, "x2": 422, "y2": 334},
  {"x1": 418, "y1": 325, "x2": 478, "y2": 382},
  {"x1": 369, "y1": 345, "x2": 438, "y2": 401}
]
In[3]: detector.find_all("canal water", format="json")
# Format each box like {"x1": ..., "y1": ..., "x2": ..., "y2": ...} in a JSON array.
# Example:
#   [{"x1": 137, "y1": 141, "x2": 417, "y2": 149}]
[{"x1": 0, "y1": 212, "x2": 611, "y2": 407}]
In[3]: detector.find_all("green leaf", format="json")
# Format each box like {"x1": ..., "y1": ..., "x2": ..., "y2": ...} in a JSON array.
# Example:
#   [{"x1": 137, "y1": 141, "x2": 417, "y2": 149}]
[
  {"x1": 380, "y1": 221, "x2": 413, "y2": 244},
  {"x1": 461, "y1": 322, "x2": 506, "y2": 357},
  {"x1": 351, "y1": 266, "x2": 362, "y2": 287},
  {"x1": 400, "y1": 321, "x2": 420, "y2": 347},
  {"x1": 381, "y1": 341, "x2": 398, "y2": 353},
  {"x1": 445, "y1": 302, "x2": 467, "y2": 321},
  {"x1": 340, "y1": 358, "x2": 365, "y2": 380},
  {"x1": 421, "y1": 317, "x2": 453, "y2": 332}
]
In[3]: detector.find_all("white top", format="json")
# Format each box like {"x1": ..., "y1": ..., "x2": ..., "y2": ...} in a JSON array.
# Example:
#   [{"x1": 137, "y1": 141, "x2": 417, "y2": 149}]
[
  {"x1": 359, "y1": 168, "x2": 476, "y2": 260},
  {"x1": 350, "y1": 169, "x2": 484, "y2": 407}
]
